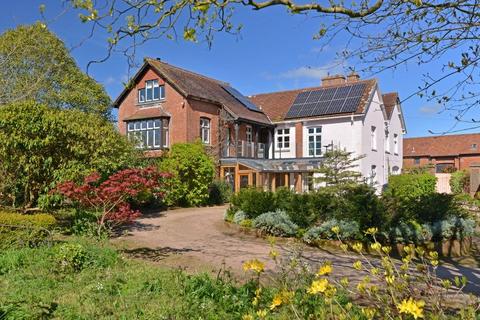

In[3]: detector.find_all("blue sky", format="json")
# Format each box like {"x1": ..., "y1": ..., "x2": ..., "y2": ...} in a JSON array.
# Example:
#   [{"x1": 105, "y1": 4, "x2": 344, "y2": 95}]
[{"x1": 2, "y1": 1, "x2": 478, "y2": 138}]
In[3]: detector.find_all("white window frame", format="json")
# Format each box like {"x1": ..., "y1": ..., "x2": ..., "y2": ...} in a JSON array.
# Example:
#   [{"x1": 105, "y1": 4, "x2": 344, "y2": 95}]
[
  {"x1": 371, "y1": 126, "x2": 377, "y2": 151},
  {"x1": 370, "y1": 165, "x2": 377, "y2": 184},
  {"x1": 385, "y1": 130, "x2": 390, "y2": 153},
  {"x1": 393, "y1": 134, "x2": 399, "y2": 155},
  {"x1": 276, "y1": 128, "x2": 290, "y2": 150},
  {"x1": 307, "y1": 127, "x2": 322, "y2": 157},
  {"x1": 127, "y1": 118, "x2": 168, "y2": 149},
  {"x1": 246, "y1": 125, "x2": 253, "y2": 143},
  {"x1": 200, "y1": 117, "x2": 211, "y2": 144},
  {"x1": 138, "y1": 79, "x2": 165, "y2": 103}
]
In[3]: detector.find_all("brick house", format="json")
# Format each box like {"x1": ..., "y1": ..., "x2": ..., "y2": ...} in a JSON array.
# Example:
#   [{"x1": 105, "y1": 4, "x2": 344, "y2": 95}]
[
  {"x1": 403, "y1": 133, "x2": 480, "y2": 172},
  {"x1": 114, "y1": 59, "x2": 406, "y2": 193}
]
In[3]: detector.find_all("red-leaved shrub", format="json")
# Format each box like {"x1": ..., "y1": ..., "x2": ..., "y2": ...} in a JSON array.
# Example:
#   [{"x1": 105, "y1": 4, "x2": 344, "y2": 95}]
[{"x1": 55, "y1": 167, "x2": 171, "y2": 233}]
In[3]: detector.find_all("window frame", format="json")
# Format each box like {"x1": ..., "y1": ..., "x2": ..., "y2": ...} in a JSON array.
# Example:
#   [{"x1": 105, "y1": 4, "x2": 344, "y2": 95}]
[
  {"x1": 371, "y1": 126, "x2": 377, "y2": 151},
  {"x1": 276, "y1": 128, "x2": 290, "y2": 150},
  {"x1": 385, "y1": 130, "x2": 390, "y2": 153},
  {"x1": 414, "y1": 157, "x2": 420, "y2": 165},
  {"x1": 138, "y1": 79, "x2": 165, "y2": 104},
  {"x1": 126, "y1": 117, "x2": 169, "y2": 150},
  {"x1": 307, "y1": 126, "x2": 322, "y2": 157},
  {"x1": 246, "y1": 125, "x2": 253, "y2": 143},
  {"x1": 200, "y1": 117, "x2": 211, "y2": 144}
]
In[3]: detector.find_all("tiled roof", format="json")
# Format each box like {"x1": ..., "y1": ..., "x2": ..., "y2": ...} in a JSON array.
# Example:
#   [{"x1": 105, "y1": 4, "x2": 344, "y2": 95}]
[
  {"x1": 146, "y1": 58, "x2": 271, "y2": 124},
  {"x1": 404, "y1": 133, "x2": 480, "y2": 157},
  {"x1": 249, "y1": 79, "x2": 377, "y2": 122},
  {"x1": 123, "y1": 107, "x2": 170, "y2": 121},
  {"x1": 382, "y1": 92, "x2": 398, "y2": 120}
]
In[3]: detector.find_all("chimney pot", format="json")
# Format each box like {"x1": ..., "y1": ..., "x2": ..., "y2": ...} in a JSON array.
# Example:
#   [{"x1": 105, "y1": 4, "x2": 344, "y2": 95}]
[
  {"x1": 347, "y1": 72, "x2": 360, "y2": 82},
  {"x1": 321, "y1": 74, "x2": 346, "y2": 86}
]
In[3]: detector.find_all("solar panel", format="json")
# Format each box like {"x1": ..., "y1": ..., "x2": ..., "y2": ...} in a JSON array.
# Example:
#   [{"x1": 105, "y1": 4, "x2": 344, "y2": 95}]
[
  {"x1": 284, "y1": 82, "x2": 368, "y2": 119},
  {"x1": 222, "y1": 85, "x2": 262, "y2": 112}
]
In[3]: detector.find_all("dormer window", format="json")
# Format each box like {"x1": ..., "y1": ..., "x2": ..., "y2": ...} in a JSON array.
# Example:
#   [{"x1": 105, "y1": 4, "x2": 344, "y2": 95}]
[{"x1": 138, "y1": 79, "x2": 165, "y2": 104}]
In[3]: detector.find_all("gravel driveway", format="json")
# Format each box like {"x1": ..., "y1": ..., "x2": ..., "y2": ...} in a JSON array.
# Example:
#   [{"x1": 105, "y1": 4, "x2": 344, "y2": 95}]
[{"x1": 116, "y1": 205, "x2": 480, "y2": 295}]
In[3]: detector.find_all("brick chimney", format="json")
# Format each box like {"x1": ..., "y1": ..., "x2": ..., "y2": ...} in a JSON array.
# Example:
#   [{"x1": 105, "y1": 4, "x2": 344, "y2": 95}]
[
  {"x1": 346, "y1": 72, "x2": 360, "y2": 82},
  {"x1": 321, "y1": 74, "x2": 346, "y2": 86}
]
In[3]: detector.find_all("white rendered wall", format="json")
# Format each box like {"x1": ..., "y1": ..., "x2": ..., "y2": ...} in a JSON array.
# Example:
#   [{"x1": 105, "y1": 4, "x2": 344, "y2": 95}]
[
  {"x1": 385, "y1": 104, "x2": 404, "y2": 176},
  {"x1": 360, "y1": 89, "x2": 388, "y2": 192}
]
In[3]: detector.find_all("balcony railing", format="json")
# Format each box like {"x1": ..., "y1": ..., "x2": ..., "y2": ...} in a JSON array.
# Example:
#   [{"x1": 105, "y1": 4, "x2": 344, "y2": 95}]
[{"x1": 223, "y1": 140, "x2": 268, "y2": 159}]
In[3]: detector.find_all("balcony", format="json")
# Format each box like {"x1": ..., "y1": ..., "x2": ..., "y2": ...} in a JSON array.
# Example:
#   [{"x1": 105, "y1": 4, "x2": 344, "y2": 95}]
[{"x1": 222, "y1": 140, "x2": 268, "y2": 159}]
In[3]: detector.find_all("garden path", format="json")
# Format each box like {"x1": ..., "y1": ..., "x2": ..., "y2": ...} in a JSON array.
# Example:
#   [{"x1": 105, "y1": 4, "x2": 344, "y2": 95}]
[{"x1": 115, "y1": 205, "x2": 480, "y2": 296}]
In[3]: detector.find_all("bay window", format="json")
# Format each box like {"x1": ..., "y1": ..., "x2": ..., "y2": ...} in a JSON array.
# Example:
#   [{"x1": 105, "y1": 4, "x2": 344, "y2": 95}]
[
  {"x1": 127, "y1": 118, "x2": 169, "y2": 149},
  {"x1": 307, "y1": 127, "x2": 322, "y2": 157}
]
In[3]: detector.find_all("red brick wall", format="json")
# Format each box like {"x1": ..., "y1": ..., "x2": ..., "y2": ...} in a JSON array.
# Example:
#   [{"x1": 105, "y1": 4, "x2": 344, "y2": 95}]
[
  {"x1": 459, "y1": 154, "x2": 480, "y2": 170},
  {"x1": 295, "y1": 122, "x2": 303, "y2": 158},
  {"x1": 404, "y1": 154, "x2": 480, "y2": 172},
  {"x1": 117, "y1": 66, "x2": 220, "y2": 156}
]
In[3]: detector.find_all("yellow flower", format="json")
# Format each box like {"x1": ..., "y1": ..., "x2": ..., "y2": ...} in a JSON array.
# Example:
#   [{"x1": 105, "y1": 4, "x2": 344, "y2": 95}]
[
  {"x1": 242, "y1": 315, "x2": 254, "y2": 320},
  {"x1": 269, "y1": 249, "x2": 278, "y2": 259},
  {"x1": 340, "y1": 244, "x2": 349, "y2": 252},
  {"x1": 382, "y1": 246, "x2": 392, "y2": 254},
  {"x1": 352, "y1": 242, "x2": 363, "y2": 252},
  {"x1": 331, "y1": 226, "x2": 340, "y2": 234},
  {"x1": 317, "y1": 262, "x2": 333, "y2": 276},
  {"x1": 252, "y1": 296, "x2": 259, "y2": 306},
  {"x1": 361, "y1": 307, "x2": 377, "y2": 320},
  {"x1": 370, "y1": 267, "x2": 380, "y2": 275},
  {"x1": 256, "y1": 309, "x2": 268, "y2": 319},
  {"x1": 340, "y1": 277, "x2": 349, "y2": 287},
  {"x1": 270, "y1": 293, "x2": 283, "y2": 310},
  {"x1": 385, "y1": 275, "x2": 395, "y2": 285},
  {"x1": 365, "y1": 227, "x2": 378, "y2": 235},
  {"x1": 307, "y1": 278, "x2": 329, "y2": 294},
  {"x1": 431, "y1": 259, "x2": 439, "y2": 267},
  {"x1": 353, "y1": 260, "x2": 362, "y2": 270},
  {"x1": 397, "y1": 298, "x2": 425, "y2": 319},
  {"x1": 370, "y1": 242, "x2": 381, "y2": 252},
  {"x1": 243, "y1": 259, "x2": 265, "y2": 273}
]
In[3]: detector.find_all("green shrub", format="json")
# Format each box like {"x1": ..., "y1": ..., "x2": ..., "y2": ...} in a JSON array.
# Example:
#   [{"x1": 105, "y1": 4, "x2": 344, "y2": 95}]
[
  {"x1": 224, "y1": 208, "x2": 235, "y2": 222},
  {"x1": 0, "y1": 211, "x2": 56, "y2": 228},
  {"x1": 233, "y1": 210, "x2": 247, "y2": 224},
  {"x1": 0, "y1": 211, "x2": 57, "y2": 249},
  {"x1": 303, "y1": 219, "x2": 361, "y2": 243},
  {"x1": 158, "y1": 142, "x2": 215, "y2": 207},
  {"x1": 239, "y1": 219, "x2": 253, "y2": 228},
  {"x1": 0, "y1": 101, "x2": 138, "y2": 208},
  {"x1": 55, "y1": 243, "x2": 88, "y2": 272},
  {"x1": 385, "y1": 173, "x2": 437, "y2": 201},
  {"x1": 208, "y1": 180, "x2": 232, "y2": 205},
  {"x1": 427, "y1": 217, "x2": 476, "y2": 241},
  {"x1": 253, "y1": 210, "x2": 298, "y2": 237},
  {"x1": 386, "y1": 221, "x2": 431, "y2": 244},
  {"x1": 230, "y1": 188, "x2": 276, "y2": 219},
  {"x1": 450, "y1": 170, "x2": 470, "y2": 194},
  {"x1": 329, "y1": 184, "x2": 385, "y2": 231}
]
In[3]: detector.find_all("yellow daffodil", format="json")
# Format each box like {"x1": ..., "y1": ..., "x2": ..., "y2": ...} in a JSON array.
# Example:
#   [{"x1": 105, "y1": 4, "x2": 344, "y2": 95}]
[
  {"x1": 317, "y1": 262, "x2": 333, "y2": 276},
  {"x1": 243, "y1": 259, "x2": 265, "y2": 274},
  {"x1": 340, "y1": 277, "x2": 349, "y2": 287},
  {"x1": 340, "y1": 244, "x2": 349, "y2": 252},
  {"x1": 307, "y1": 278, "x2": 329, "y2": 294},
  {"x1": 365, "y1": 227, "x2": 378, "y2": 235},
  {"x1": 242, "y1": 314, "x2": 254, "y2": 320},
  {"x1": 370, "y1": 267, "x2": 380, "y2": 275},
  {"x1": 331, "y1": 226, "x2": 340, "y2": 234},
  {"x1": 353, "y1": 260, "x2": 362, "y2": 270},
  {"x1": 397, "y1": 298, "x2": 425, "y2": 319}
]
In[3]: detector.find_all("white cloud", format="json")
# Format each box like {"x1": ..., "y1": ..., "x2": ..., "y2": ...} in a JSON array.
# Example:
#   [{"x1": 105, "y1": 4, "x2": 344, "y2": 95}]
[{"x1": 419, "y1": 104, "x2": 442, "y2": 115}]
